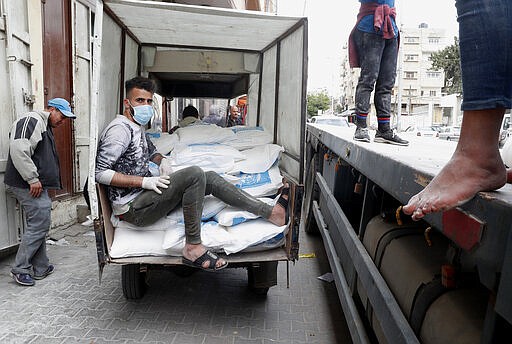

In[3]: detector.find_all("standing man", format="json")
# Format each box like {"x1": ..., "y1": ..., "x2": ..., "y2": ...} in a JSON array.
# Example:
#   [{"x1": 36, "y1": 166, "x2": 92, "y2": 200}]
[
  {"x1": 226, "y1": 105, "x2": 242, "y2": 127},
  {"x1": 5, "y1": 98, "x2": 76, "y2": 286},
  {"x1": 349, "y1": 0, "x2": 408, "y2": 146}
]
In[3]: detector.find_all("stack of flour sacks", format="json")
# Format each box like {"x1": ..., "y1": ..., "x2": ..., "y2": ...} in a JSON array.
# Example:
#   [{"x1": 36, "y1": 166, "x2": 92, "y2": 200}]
[{"x1": 109, "y1": 124, "x2": 288, "y2": 258}]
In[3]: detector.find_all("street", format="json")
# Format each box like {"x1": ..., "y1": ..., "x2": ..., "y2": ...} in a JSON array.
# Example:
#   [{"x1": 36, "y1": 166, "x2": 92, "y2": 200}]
[{"x1": 0, "y1": 223, "x2": 351, "y2": 344}]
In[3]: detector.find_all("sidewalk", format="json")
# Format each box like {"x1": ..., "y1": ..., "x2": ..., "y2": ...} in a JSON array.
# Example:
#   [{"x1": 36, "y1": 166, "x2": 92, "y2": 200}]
[{"x1": 0, "y1": 223, "x2": 351, "y2": 344}]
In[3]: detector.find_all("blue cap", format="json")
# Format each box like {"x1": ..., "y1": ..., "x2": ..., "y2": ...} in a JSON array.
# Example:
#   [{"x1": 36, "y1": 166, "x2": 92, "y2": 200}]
[{"x1": 48, "y1": 98, "x2": 76, "y2": 118}]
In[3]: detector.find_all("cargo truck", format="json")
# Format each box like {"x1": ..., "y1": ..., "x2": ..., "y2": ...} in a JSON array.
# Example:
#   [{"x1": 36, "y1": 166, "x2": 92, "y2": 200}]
[
  {"x1": 88, "y1": 0, "x2": 307, "y2": 299},
  {"x1": 303, "y1": 124, "x2": 512, "y2": 343}
]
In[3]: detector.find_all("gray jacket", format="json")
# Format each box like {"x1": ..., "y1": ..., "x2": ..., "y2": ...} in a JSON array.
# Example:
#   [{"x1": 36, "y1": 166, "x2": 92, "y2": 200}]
[{"x1": 4, "y1": 110, "x2": 61, "y2": 189}]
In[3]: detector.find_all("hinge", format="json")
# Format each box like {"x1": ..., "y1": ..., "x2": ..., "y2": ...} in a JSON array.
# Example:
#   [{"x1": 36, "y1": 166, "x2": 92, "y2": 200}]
[{"x1": 22, "y1": 88, "x2": 36, "y2": 105}]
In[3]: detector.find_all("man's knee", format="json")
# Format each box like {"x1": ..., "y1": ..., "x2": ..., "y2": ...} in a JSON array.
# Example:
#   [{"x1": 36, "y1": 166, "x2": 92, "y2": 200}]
[{"x1": 183, "y1": 166, "x2": 206, "y2": 186}]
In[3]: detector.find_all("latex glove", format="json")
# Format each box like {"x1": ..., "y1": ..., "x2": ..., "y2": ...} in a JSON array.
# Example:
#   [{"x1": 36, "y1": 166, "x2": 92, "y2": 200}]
[
  {"x1": 142, "y1": 176, "x2": 170, "y2": 194},
  {"x1": 159, "y1": 157, "x2": 174, "y2": 176}
]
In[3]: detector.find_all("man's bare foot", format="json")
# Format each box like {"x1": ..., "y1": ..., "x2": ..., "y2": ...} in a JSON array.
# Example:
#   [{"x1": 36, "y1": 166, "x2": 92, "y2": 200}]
[
  {"x1": 268, "y1": 184, "x2": 289, "y2": 226},
  {"x1": 403, "y1": 154, "x2": 506, "y2": 220},
  {"x1": 182, "y1": 243, "x2": 226, "y2": 270}
]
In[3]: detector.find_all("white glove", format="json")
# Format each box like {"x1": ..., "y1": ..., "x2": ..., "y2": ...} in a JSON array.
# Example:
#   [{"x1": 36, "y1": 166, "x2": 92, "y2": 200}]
[
  {"x1": 142, "y1": 176, "x2": 170, "y2": 194},
  {"x1": 159, "y1": 157, "x2": 174, "y2": 176}
]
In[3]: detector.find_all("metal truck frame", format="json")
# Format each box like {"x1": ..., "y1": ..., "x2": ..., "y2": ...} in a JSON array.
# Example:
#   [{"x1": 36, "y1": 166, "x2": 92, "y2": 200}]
[
  {"x1": 88, "y1": 0, "x2": 308, "y2": 299},
  {"x1": 303, "y1": 124, "x2": 512, "y2": 343}
]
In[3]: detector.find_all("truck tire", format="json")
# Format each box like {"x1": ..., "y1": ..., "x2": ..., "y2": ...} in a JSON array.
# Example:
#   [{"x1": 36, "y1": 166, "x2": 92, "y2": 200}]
[
  {"x1": 122, "y1": 264, "x2": 147, "y2": 299},
  {"x1": 303, "y1": 154, "x2": 319, "y2": 234}
]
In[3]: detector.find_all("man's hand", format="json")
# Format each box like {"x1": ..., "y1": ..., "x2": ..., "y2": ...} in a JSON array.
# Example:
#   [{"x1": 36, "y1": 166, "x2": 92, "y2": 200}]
[
  {"x1": 29, "y1": 181, "x2": 43, "y2": 198},
  {"x1": 142, "y1": 176, "x2": 171, "y2": 194},
  {"x1": 159, "y1": 158, "x2": 174, "y2": 176}
]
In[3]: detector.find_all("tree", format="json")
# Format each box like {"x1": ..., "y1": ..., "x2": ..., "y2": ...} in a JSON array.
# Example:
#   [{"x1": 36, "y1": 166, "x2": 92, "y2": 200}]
[
  {"x1": 429, "y1": 37, "x2": 462, "y2": 95},
  {"x1": 307, "y1": 91, "x2": 330, "y2": 117}
]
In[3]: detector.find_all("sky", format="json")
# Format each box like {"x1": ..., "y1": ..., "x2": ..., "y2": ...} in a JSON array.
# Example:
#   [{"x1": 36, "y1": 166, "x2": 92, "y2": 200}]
[{"x1": 276, "y1": 0, "x2": 459, "y2": 95}]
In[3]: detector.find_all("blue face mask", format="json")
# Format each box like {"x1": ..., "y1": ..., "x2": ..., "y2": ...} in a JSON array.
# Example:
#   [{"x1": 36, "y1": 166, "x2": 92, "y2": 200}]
[{"x1": 129, "y1": 102, "x2": 154, "y2": 126}]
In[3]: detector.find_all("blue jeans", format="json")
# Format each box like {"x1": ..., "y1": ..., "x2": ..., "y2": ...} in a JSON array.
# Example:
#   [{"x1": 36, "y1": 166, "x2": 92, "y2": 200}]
[
  {"x1": 354, "y1": 29, "x2": 398, "y2": 121},
  {"x1": 120, "y1": 166, "x2": 273, "y2": 245},
  {"x1": 6, "y1": 185, "x2": 51, "y2": 276},
  {"x1": 457, "y1": 0, "x2": 512, "y2": 110}
]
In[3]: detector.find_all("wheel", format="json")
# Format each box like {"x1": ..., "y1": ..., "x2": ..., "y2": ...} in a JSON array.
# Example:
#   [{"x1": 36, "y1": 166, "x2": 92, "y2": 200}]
[
  {"x1": 247, "y1": 261, "x2": 277, "y2": 296},
  {"x1": 302, "y1": 154, "x2": 319, "y2": 234},
  {"x1": 122, "y1": 264, "x2": 147, "y2": 299}
]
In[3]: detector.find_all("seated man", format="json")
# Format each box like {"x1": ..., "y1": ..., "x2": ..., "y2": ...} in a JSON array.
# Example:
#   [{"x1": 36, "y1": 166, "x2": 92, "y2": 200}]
[
  {"x1": 95, "y1": 76, "x2": 289, "y2": 271},
  {"x1": 169, "y1": 105, "x2": 202, "y2": 134}
]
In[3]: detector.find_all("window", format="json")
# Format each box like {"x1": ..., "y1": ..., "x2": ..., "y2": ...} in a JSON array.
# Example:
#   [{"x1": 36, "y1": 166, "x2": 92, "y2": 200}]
[
  {"x1": 404, "y1": 71, "x2": 417, "y2": 79},
  {"x1": 406, "y1": 88, "x2": 417, "y2": 96},
  {"x1": 430, "y1": 90, "x2": 437, "y2": 96},
  {"x1": 405, "y1": 54, "x2": 419, "y2": 62},
  {"x1": 405, "y1": 36, "x2": 420, "y2": 44},
  {"x1": 429, "y1": 37, "x2": 440, "y2": 44},
  {"x1": 427, "y1": 72, "x2": 441, "y2": 78}
]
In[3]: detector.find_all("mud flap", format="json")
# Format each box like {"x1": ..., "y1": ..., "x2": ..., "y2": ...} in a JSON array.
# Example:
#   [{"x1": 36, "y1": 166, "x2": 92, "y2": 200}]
[
  {"x1": 248, "y1": 261, "x2": 278, "y2": 295},
  {"x1": 93, "y1": 217, "x2": 106, "y2": 283}
]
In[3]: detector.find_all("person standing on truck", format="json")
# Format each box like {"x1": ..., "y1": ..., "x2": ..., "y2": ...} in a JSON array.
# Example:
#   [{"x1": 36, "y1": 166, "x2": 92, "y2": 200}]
[
  {"x1": 95, "y1": 76, "x2": 289, "y2": 272},
  {"x1": 5, "y1": 98, "x2": 76, "y2": 286},
  {"x1": 403, "y1": 0, "x2": 511, "y2": 220},
  {"x1": 349, "y1": 0, "x2": 409, "y2": 146}
]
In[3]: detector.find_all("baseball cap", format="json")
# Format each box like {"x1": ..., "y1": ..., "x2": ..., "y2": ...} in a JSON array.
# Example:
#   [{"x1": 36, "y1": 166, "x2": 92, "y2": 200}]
[{"x1": 48, "y1": 98, "x2": 76, "y2": 118}]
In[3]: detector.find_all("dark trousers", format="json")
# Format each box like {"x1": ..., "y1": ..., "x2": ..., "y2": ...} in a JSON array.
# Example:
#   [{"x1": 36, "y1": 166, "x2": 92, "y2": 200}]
[
  {"x1": 121, "y1": 166, "x2": 273, "y2": 244},
  {"x1": 354, "y1": 30, "x2": 398, "y2": 123}
]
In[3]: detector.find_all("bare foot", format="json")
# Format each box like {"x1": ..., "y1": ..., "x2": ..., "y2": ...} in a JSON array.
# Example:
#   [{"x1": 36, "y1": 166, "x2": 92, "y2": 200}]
[
  {"x1": 403, "y1": 154, "x2": 506, "y2": 220},
  {"x1": 182, "y1": 243, "x2": 226, "y2": 269},
  {"x1": 268, "y1": 184, "x2": 289, "y2": 226}
]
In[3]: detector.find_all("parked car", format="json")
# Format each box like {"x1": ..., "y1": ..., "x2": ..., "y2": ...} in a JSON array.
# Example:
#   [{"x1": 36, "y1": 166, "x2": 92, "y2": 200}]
[
  {"x1": 499, "y1": 113, "x2": 511, "y2": 148},
  {"x1": 337, "y1": 108, "x2": 356, "y2": 125},
  {"x1": 438, "y1": 126, "x2": 461, "y2": 141},
  {"x1": 309, "y1": 115, "x2": 350, "y2": 127},
  {"x1": 404, "y1": 126, "x2": 439, "y2": 138}
]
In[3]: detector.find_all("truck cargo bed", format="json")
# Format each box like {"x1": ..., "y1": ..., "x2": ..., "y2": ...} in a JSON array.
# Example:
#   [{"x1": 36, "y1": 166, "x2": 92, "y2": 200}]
[{"x1": 306, "y1": 123, "x2": 512, "y2": 343}]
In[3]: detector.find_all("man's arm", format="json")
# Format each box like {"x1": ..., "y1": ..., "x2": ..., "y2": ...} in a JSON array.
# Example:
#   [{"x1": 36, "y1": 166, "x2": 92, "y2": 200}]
[{"x1": 96, "y1": 124, "x2": 170, "y2": 192}]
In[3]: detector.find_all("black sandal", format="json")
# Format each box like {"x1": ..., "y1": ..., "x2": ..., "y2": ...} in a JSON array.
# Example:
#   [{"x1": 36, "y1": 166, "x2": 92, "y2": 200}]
[
  {"x1": 182, "y1": 250, "x2": 228, "y2": 272},
  {"x1": 276, "y1": 185, "x2": 290, "y2": 225}
]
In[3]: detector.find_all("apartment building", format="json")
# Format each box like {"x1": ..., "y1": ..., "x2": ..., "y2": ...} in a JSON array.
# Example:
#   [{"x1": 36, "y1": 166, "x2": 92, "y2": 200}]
[{"x1": 340, "y1": 23, "x2": 450, "y2": 129}]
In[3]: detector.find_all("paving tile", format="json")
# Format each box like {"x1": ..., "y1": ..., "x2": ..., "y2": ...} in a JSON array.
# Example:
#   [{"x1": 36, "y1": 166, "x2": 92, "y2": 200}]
[
  {"x1": 203, "y1": 335, "x2": 235, "y2": 344},
  {"x1": 85, "y1": 327, "x2": 118, "y2": 341},
  {"x1": 143, "y1": 329, "x2": 176, "y2": 342},
  {"x1": 112, "y1": 328, "x2": 148, "y2": 341},
  {"x1": 0, "y1": 223, "x2": 351, "y2": 344},
  {"x1": 171, "y1": 333, "x2": 206, "y2": 344},
  {"x1": 233, "y1": 338, "x2": 263, "y2": 344}
]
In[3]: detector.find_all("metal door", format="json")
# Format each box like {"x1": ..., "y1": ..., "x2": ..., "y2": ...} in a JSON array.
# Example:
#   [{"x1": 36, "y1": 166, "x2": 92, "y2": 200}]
[
  {"x1": 0, "y1": 0, "x2": 35, "y2": 253},
  {"x1": 73, "y1": 0, "x2": 95, "y2": 194},
  {"x1": 43, "y1": 0, "x2": 74, "y2": 198}
]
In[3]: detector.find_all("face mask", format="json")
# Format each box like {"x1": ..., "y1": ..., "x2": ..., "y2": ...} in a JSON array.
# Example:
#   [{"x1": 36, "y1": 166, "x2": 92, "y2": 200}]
[{"x1": 129, "y1": 102, "x2": 154, "y2": 126}]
